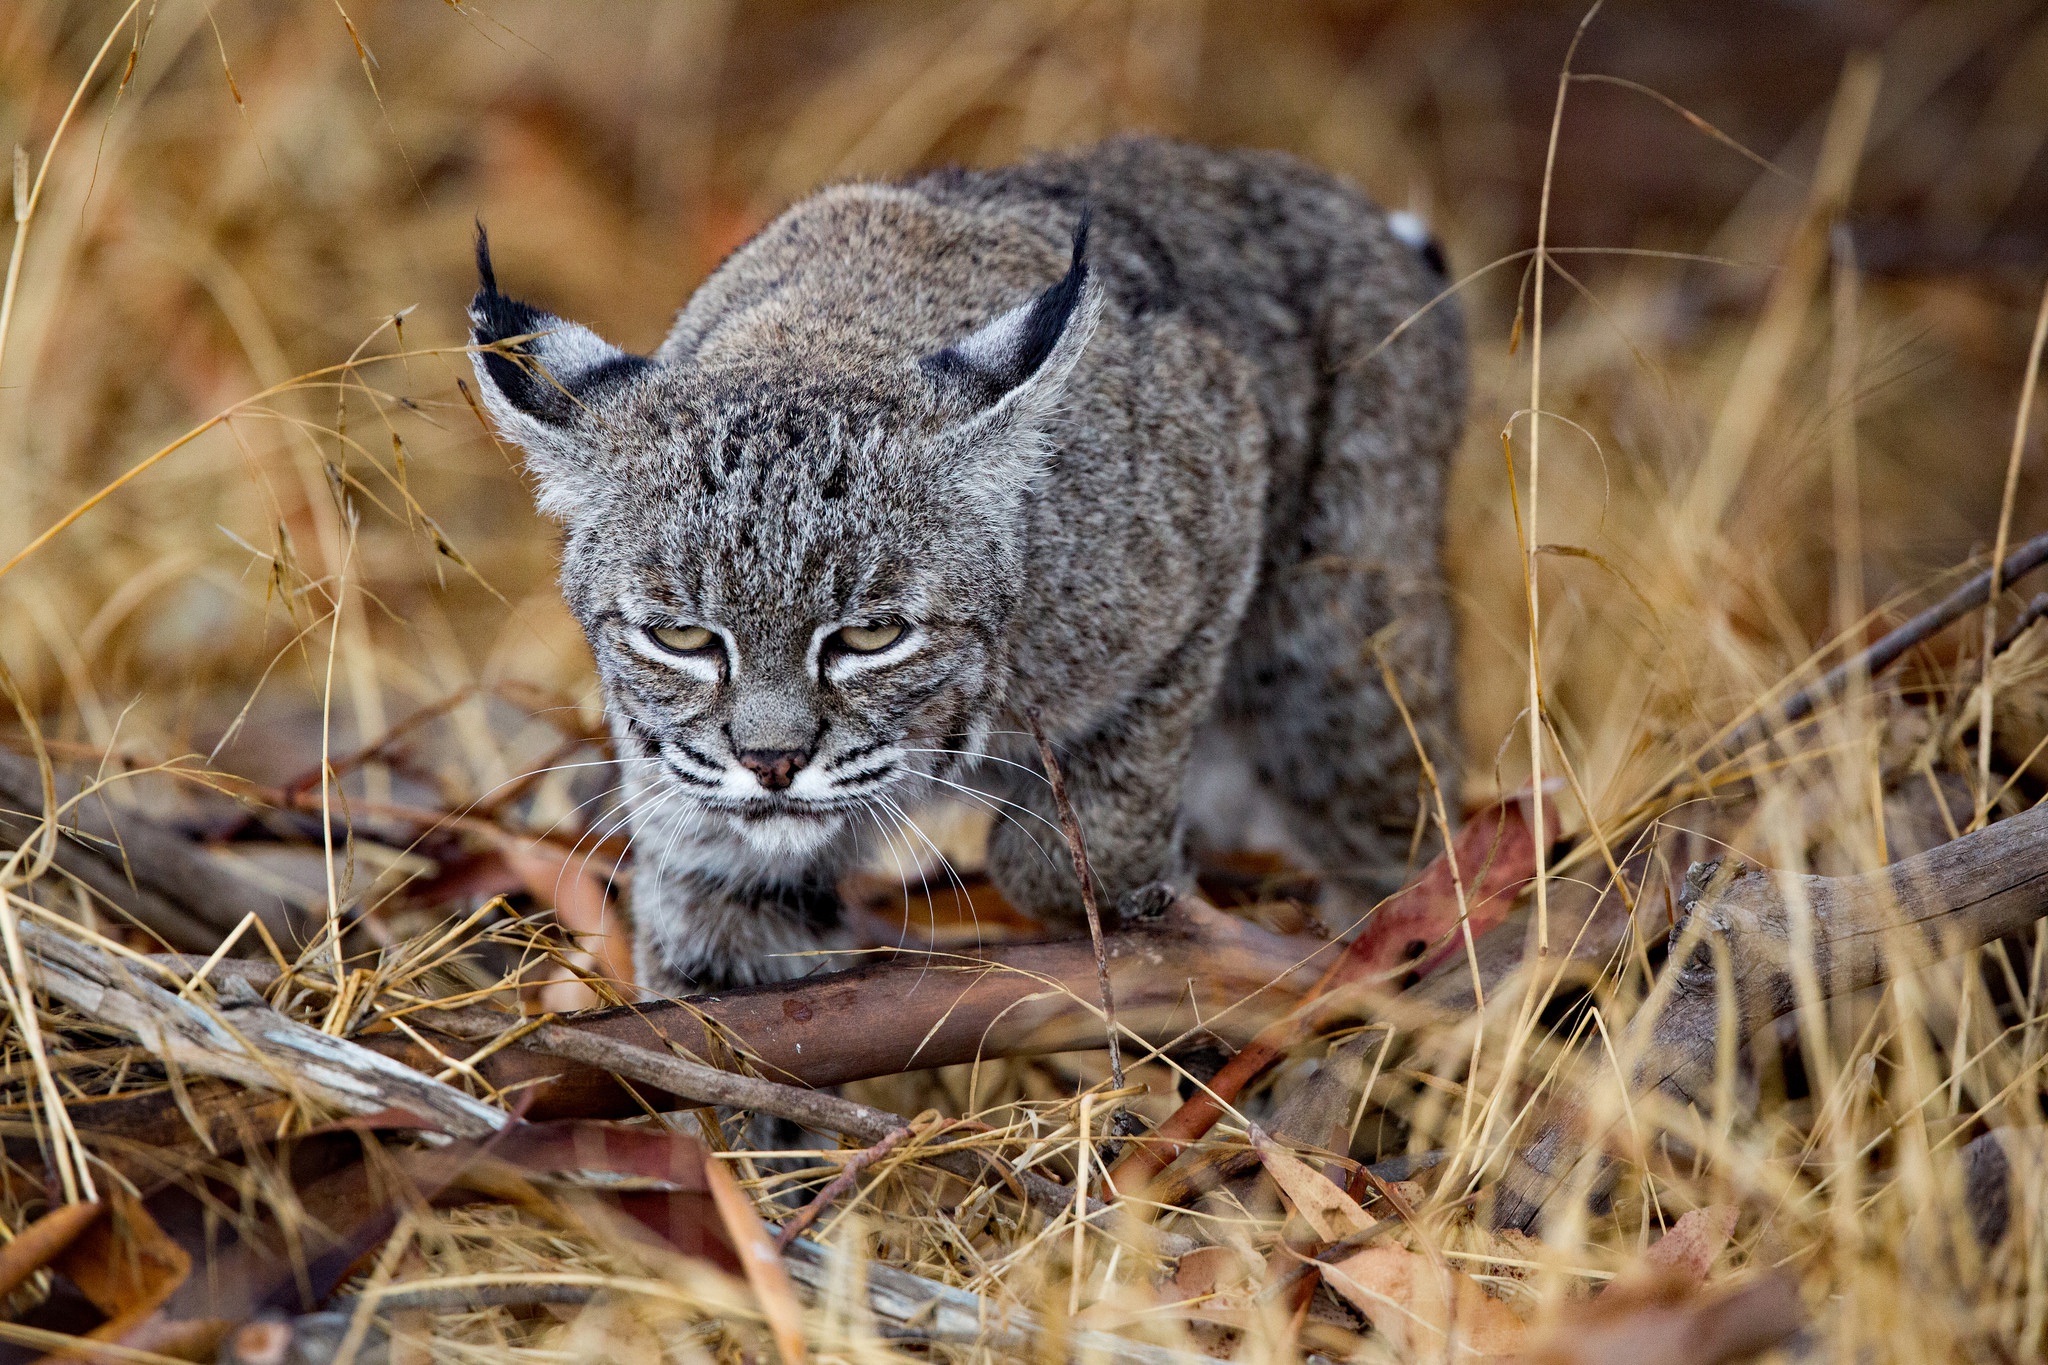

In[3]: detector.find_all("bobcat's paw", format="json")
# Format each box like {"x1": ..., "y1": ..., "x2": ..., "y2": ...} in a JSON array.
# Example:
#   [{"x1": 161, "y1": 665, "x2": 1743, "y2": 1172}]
[{"x1": 1115, "y1": 880, "x2": 1179, "y2": 925}]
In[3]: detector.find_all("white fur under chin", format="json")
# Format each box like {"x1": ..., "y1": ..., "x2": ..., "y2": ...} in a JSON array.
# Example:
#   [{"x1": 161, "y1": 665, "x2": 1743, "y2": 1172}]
[{"x1": 724, "y1": 810, "x2": 847, "y2": 860}]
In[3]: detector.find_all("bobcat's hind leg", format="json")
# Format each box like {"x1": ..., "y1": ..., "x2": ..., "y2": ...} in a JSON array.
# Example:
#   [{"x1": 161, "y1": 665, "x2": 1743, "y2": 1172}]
[{"x1": 1219, "y1": 309, "x2": 1462, "y2": 930}]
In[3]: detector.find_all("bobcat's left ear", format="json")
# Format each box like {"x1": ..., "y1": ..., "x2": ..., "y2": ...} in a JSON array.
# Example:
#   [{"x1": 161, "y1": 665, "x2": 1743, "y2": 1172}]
[
  {"x1": 922, "y1": 208, "x2": 1101, "y2": 428},
  {"x1": 469, "y1": 223, "x2": 652, "y2": 517}
]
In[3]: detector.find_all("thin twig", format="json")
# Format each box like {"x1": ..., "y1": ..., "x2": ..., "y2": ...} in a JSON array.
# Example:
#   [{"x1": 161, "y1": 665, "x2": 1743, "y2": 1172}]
[
  {"x1": 1995, "y1": 592, "x2": 2048, "y2": 657},
  {"x1": 1025, "y1": 707, "x2": 1123, "y2": 1091},
  {"x1": 461, "y1": 1014, "x2": 1149, "y2": 1234},
  {"x1": 773, "y1": 1123, "x2": 914, "y2": 1250}
]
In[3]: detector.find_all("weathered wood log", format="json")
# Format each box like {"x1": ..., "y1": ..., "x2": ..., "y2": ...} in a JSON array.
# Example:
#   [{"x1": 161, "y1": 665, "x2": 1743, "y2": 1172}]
[
  {"x1": 1492, "y1": 799, "x2": 2048, "y2": 1231},
  {"x1": 20, "y1": 921, "x2": 508, "y2": 1138}
]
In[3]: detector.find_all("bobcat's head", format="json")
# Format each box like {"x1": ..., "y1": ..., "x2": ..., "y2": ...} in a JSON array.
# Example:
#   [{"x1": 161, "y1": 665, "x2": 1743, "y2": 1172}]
[{"x1": 468, "y1": 208, "x2": 1097, "y2": 861}]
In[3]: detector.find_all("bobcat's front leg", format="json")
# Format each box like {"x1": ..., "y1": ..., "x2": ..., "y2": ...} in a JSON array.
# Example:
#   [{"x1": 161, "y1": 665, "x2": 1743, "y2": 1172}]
[
  {"x1": 986, "y1": 656, "x2": 1218, "y2": 926},
  {"x1": 630, "y1": 842, "x2": 853, "y2": 996}
]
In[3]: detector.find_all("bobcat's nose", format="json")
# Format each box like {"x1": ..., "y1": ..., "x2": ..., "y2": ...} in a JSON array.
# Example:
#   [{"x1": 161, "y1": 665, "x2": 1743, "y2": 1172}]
[{"x1": 737, "y1": 748, "x2": 809, "y2": 792}]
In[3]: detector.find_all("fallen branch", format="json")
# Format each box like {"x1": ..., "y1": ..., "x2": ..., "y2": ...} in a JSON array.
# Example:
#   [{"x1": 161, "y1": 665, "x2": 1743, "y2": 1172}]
[
  {"x1": 19, "y1": 919, "x2": 507, "y2": 1138},
  {"x1": 1719, "y1": 526, "x2": 2048, "y2": 757},
  {"x1": 370, "y1": 896, "x2": 1325, "y2": 1112},
  {"x1": 1492, "y1": 797, "x2": 2048, "y2": 1230},
  {"x1": 781, "y1": 1236, "x2": 1213, "y2": 1365},
  {"x1": 448, "y1": 1014, "x2": 1095, "y2": 1223}
]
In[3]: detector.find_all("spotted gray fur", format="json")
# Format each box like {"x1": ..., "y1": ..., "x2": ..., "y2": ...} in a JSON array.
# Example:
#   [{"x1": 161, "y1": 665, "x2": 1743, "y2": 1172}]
[{"x1": 470, "y1": 137, "x2": 1465, "y2": 995}]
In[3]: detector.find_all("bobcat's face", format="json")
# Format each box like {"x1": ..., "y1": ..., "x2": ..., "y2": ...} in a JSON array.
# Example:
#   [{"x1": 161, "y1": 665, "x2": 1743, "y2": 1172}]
[
  {"x1": 560, "y1": 387, "x2": 1017, "y2": 858},
  {"x1": 467, "y1": 219, "x2": 1097, "y2": 859}
]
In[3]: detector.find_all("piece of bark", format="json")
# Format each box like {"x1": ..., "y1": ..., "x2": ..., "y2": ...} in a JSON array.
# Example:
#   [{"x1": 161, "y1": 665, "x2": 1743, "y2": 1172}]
[
  {"x1": 1493, "y1": 798, "x2": 2048, "y2": 1231},
  {"x1": 0, "y1": 750, "x2": 302, "y2": 950}
]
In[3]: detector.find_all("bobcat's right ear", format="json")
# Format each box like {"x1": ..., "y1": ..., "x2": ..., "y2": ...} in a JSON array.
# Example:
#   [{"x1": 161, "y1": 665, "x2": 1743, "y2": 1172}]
[
  {"x1": 469, "y1": 223, "x2": 651, "y2": 518},
  {"x1": 921, "y1": 208, "x2": 1100, "y2": 427}
]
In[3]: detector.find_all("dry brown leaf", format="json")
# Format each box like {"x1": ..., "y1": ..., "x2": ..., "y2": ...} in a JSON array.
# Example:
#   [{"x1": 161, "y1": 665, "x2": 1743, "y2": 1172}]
[
  {"x1": 1171, "y1": 1245, "x2": 1258, "y2": 1303},
  {"x1": 0, "y1": 1200, "x2": 102, "y2": 1303},
  {"x1": 1250, "y1": 1125, "x2": 1373, "y2": 1241},
  {"x1": 1640, "y1": 1206, "x2": 1738, "y2": 1287},
  {"x1": 705, "y1": 1154, "x2": 808, "y2": 1365},
  {"x1": 1521, "y1": 1272, "x2": 1804, "y2": 1365},
  {"x1": 1323, "y1": 1243, "x2": 1527, "y2": 1358},
  {"x1": 50, "y1": 1188, "x2": 192, "y2": 1347}
]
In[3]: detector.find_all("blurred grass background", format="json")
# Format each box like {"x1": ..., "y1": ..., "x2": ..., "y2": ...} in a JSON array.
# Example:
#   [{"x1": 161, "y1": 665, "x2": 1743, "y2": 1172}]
[{"x1": 1, "y1": 0, "x2": 2045, "y2": 837}]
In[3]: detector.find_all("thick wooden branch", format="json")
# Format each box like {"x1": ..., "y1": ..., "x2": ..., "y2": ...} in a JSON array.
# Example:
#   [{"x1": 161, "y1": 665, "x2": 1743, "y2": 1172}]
[
  {"x1": 1492, "y1": 799, "x2": 2048, "y2": 1231},
  {"x1": 370, "y1": 898, "x2": 1329, "y2": 1118}
]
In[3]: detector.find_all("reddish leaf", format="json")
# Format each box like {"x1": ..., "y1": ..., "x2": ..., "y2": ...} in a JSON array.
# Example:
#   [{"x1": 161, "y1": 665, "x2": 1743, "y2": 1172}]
[
  {"x1": 1343, "y1": 789, "x2": 1550, "y2": 984},
  {"x1": 0, "y1": 1202, "x2": 101, "y2": 1304},
  {"x1": 48, "y1": 1188, "x2": 191, "y2": 1351}
]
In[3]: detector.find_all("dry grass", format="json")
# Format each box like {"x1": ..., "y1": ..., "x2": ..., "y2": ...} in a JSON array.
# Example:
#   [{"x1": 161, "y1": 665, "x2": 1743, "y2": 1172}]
[{"x1": 1, "y1": 1, "x2": 2047, "y2": 1361}]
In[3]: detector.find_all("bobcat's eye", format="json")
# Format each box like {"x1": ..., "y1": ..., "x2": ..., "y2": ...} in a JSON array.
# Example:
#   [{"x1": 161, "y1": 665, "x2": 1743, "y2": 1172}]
[
  {"x1": 832, "y1": 620, "x2": 905, "y2": 654},
  {"x1": 647, "y1": 624, "x2": 717, "y2": 655}
]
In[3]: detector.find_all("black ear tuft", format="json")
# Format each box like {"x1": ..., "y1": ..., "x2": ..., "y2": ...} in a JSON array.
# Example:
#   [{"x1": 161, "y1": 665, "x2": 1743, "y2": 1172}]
[
  {"x1": 468, "y1": 221, "x2": 649, "y2": 425},
  {"x1": 1010, "y1": 206, "x2": 1091, "y2": 383},
  {"x1": 922, "y1": 207, "x2": 1093, "y2": 407}
]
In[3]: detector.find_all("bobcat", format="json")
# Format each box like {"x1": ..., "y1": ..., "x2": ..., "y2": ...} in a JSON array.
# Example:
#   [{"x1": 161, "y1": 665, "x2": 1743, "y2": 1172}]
[{"x1": 470, "y1": 137, "x2": 1465, "y2": 996}]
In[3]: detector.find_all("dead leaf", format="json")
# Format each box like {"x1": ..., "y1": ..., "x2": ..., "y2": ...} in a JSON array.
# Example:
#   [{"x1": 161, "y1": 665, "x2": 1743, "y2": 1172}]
[
  {"x1": 1171, "y1": 1246, "x2": 1257, "y2": 1302},
  {"x1": 1323, "y1": 1243, "x2": 1527, "y2": 1358},
  {"x1": 705, "y1": 1154, "x2": 807, "y2": 1365},
  {"x1": 50, "y1": 1188, "x2": 192, "y2": 1348},
  {"x1": 1345, "y1": 789, "x2": 1554, "y2": 984},
  {"x1": 0, "y1": 1201, "x2": 102, "y2": 1303},
  {"x1": 1250, "y1": 1125, "x2": 1373, "y2": 1241},
  {"x1": 1641, "y1": 1205, "x2": 1738, "y2": 1287},
  {"x1": 1522, "y1": 1272, "x2": 1804, "y2": 1365}
]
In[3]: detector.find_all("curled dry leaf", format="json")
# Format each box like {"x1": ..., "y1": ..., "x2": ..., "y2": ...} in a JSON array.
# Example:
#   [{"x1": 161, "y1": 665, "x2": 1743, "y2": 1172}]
[
  {"x1": 49, "y1": 1188, "x2": 193, "y2": 1349},
  {"x1": 1322, "y1": 1243, "x2": 1528, "y2": 1359},
  {"x1": 1249, "y1": 1124, "x2": 1373, "y2": 1242},
  {"x1": 0, "y1": 1201, "x2": 102, "y2": 1304},
  {"x1": 1640, "y1": 1205, "x2": 1738, "y2": 1287}
]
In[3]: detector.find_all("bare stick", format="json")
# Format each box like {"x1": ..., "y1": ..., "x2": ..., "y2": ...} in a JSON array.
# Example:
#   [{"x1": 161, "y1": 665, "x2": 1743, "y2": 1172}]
[
  {"x1": 1025, "y1": 708, "x2": 1124, "y2": 1091},
  {"x1": 782, "y1": 1237, "x2": 1212, "y2": 1365},
  {"x1": 1994, "y1": 591, "x2": 2048, "y2": 656},
  {"x1": 1720, "y1": 527, "x2": 2048, "y2": 757},
  {"x1": 20, "y1": 919, "x2": 506, "y2": 1138},
  {"x1": 1024, "y1": 712, "x2": 1138, "y2": 1096},
  {"x1": 0, "y1": 749, "x2": 303, "y2": 948},
  {"x1": 454, "y1": 1013, "x2": 1138, "y2": 1233}
]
